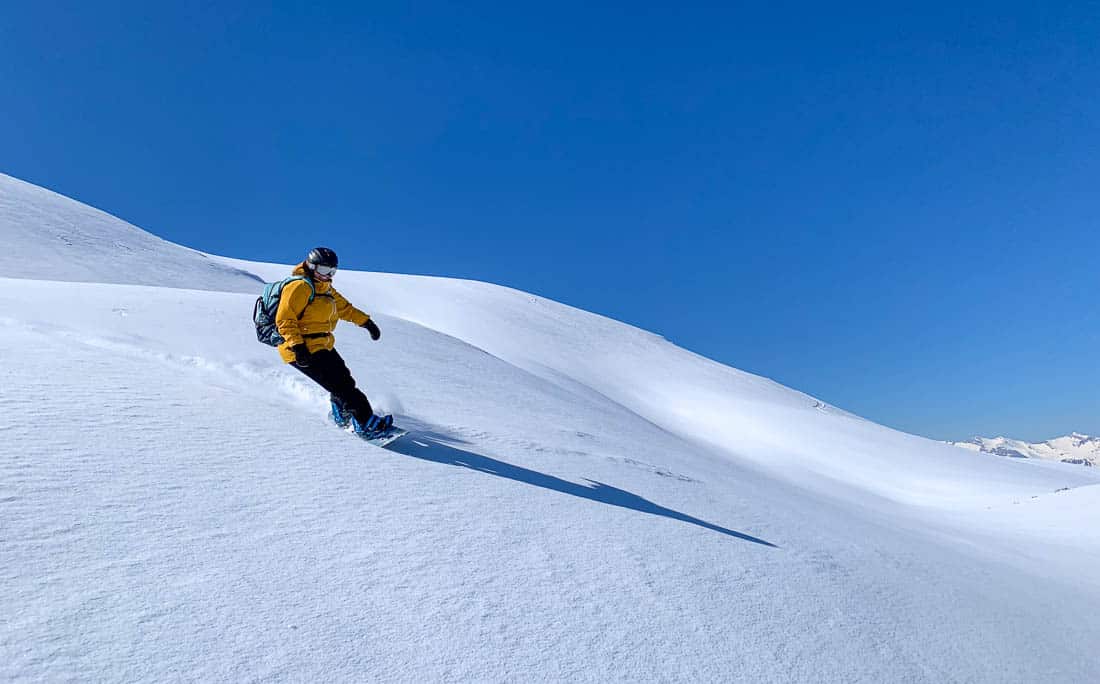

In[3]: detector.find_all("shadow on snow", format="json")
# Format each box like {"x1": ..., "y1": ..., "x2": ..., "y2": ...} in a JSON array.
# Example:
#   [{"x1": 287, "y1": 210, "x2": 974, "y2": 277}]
[{"x1": 384, "y1": 429, "x2": 776, "y2": 547}]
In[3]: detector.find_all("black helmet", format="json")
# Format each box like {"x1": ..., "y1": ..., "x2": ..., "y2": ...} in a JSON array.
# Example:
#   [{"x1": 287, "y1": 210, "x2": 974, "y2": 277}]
[{"x1": 306, "y1": 247, "x2": 338, "y2": 269}]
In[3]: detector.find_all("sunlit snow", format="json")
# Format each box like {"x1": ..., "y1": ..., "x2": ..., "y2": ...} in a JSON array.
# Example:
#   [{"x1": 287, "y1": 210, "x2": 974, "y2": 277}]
[{"x1": 3, "y1": 172, "x2": 1099, "y2": 681}]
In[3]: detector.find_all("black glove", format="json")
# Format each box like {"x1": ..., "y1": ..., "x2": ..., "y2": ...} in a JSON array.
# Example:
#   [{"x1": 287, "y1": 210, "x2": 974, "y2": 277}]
[
  {"x1": 363, "y1": 319, "x2": 381, "y2": 341},
  {"x1": 290, "y1": 343, "x2": 311, "y2": 367}
]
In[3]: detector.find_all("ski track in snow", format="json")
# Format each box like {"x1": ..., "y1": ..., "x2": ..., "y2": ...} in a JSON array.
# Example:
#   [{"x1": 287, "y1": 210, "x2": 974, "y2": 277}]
[{"x1": 3, "y1": 173, "x2": 1100, "y2": 682}]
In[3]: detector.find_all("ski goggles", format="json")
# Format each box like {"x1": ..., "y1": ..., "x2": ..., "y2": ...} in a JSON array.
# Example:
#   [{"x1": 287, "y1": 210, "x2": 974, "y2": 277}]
[{"x1": 313, "y1": 264, "x2": 337, "y2": 277}]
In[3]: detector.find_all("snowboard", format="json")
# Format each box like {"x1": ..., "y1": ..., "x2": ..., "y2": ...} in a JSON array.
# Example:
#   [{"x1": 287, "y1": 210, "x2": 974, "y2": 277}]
[
  {"x1": 359, "y1": 426, "x2": 408, "y2": 448},
  {"x1": 331, "y1": 404, "x2": 405, "y2": 446}
]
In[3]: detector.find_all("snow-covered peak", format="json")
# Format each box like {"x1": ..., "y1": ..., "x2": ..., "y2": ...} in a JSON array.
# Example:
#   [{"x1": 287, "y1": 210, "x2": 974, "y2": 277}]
[
  {"x1": 0, "y1": 172, "x2": 261, "y2": 292},
  {"x1": 950, "y1": 434, "x2": 1099, "y2": 467}
]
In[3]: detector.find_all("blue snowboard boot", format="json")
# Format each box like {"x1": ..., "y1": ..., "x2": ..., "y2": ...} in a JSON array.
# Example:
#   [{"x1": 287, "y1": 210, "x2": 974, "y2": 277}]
[
  {"x1": 352, "y1": 413, "x2": 394, "y2": 438},
  {"x1": 330, "y1": 398, "x2": 352, "y2": 429}
]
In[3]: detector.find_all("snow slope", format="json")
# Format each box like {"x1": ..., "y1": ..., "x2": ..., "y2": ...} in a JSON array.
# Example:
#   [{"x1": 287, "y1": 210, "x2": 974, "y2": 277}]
[
  {"x1": 0, "y1": 173, "x2": 261, "y2": 292},
  {"x1": 4, "y1": 173, "x2": 1100, "y2": 682},
  {"x1": 952, "y1": 433, "x2": 1100, "y2": 467}
]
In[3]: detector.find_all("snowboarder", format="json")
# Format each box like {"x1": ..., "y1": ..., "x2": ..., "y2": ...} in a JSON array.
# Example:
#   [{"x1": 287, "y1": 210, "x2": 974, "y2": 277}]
[{"x1": 275, "y1": 247, "x2": 392, "y2": 437}]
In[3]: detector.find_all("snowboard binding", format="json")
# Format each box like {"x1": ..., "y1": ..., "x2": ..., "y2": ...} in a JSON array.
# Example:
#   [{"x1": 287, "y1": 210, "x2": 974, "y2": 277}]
[
  {"x1": 352, "y1": 413, "x2": 394, "y2": 438},
  {"x1": 330, "y1": 398, "x2": 352, "y2": 429}
]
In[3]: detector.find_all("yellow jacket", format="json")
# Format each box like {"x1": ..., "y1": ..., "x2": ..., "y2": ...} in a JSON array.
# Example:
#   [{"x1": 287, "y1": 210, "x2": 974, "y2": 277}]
[{"x1": 275, "y1": 263, "x2": 371, "y2": 363}]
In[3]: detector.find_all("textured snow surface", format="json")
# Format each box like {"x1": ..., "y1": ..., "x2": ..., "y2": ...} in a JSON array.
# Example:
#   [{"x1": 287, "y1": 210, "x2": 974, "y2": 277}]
[
  {"x1": 0, "y1": 173, "x2": 261, "y2": 292},
  {"x1": 3, "y1": 174, "x2": 1100, "y2": 682}
]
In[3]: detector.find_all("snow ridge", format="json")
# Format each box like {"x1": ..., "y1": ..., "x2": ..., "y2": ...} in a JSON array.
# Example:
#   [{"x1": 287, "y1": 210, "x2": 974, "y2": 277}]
[{"x1": 0, "y1": 172, "x2": 261, "y2": 292}]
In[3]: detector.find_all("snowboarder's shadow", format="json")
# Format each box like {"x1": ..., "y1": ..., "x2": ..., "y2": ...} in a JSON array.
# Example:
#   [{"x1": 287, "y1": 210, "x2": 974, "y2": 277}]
[{"x1": 385, "y1": 428, "x2": 776, "y2": 547}]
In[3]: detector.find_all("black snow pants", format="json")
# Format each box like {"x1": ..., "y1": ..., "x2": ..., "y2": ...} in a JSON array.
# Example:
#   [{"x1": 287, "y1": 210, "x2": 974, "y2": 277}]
[{"x1": 291, "y1": 348, "x2": 373, "y2": 423}]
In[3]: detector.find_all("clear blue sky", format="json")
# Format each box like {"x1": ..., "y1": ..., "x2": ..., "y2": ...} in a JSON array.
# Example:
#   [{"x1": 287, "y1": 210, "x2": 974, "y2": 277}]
[{"x1": 2, "y1": 2, "x2": 1098, "y2": 441}]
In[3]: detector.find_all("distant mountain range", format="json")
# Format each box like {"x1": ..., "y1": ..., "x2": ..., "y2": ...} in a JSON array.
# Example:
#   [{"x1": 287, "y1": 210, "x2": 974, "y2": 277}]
[{"x1": 950, "y1": 433, "x2": 1098, "y2": 467}]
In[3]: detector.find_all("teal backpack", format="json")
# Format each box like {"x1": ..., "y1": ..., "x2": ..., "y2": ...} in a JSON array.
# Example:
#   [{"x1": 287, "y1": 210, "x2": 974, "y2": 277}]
[{"x1": 253, "y1": 276, "x2": 315, "y2": 346}]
